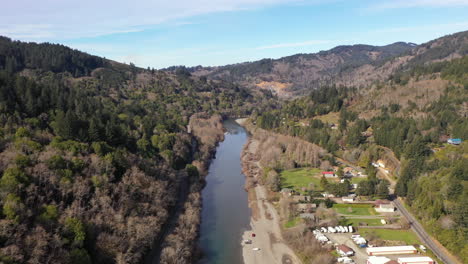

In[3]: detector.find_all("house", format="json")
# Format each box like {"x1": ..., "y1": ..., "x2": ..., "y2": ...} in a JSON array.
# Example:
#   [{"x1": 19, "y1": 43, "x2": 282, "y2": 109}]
[
  {"x1": 375, "y1": 200, "x2": 395, "y2": 213},
  {"x1": 322, "y1": 192, "x2": 335, "y2": 198},
  {"x1": 337, "y1": 244, "x2": 354, "y2": 257},
  {"x1": 296, "y1": 203, "x2": 316, "y2": 213},
  {"x1": 397, "y1": 257, "x2": 435, "y2": 264},
  {"x1": 366, "y1": 246, "x2": 417, "y2": 256},
  {"x1": 322, "y1": 171, "x2": 336, "y2": 178},
  {"x1": 447, "y1": 138, "x2": 462, "y2": 145},
  {"x1": 343, "y1": 167, "x2": 355, "y2": 177},
  {"x1": 342, "y1": 195, "x2": 356, "y2": 203}
]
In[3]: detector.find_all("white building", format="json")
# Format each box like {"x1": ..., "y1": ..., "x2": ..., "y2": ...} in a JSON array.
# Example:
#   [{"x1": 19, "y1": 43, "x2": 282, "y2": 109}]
[
  {"x1": 366, "y1": 246, "x2": 417, "y2": 256},
  {"x1": 337, "y1": 244, "x2": 354, "y2": 257},
  {"x1": 367, "y1": 256, "x2": 393, "y2": 264},
  {"x1": 397, "y1": 257, "x2": 435, "y2": 264}
]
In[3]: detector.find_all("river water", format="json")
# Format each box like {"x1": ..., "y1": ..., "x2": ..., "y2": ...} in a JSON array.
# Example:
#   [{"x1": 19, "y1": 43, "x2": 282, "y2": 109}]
[{"x1": 198, "y1": 119, "x2": 251, "y2": 264}]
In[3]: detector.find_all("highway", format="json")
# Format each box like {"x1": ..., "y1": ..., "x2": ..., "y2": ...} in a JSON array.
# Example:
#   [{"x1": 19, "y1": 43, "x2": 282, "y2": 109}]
[{"x1": 393, "y1": 198, "x2": 459, "y2": 264}]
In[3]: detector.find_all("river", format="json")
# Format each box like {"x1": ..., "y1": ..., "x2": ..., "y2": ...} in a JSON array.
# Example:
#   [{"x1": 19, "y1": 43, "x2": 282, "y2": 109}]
[{"x1": 198, "y1": 119, "x2": 251, "y2": 264}]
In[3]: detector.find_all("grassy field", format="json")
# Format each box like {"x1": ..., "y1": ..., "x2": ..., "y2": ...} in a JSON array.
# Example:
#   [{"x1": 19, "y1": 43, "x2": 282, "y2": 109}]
[
  {"x1": 351, "y1": 177, "x2": 368, "y2": 184},
  {"x1": 313, "y1": 112, "x2": 340, "y2": 124},
  {"x1": 345, "y1": 218, "x2": 384, "y2": 226},
  {"x1": 360, "y1": 228, "x2": 421, "y2": 245},
  {"x1": 284, "y1": 217, "x2": 300, "y2": 228},
  {"x1": 280, "y1": 168, "x2": 322, "y2": 193},
  {"x1": 333, "y1": 204, "x2": 379, "y2": 216}
]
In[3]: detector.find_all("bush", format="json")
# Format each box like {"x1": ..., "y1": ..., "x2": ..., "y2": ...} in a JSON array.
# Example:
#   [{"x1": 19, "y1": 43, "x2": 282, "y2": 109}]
[
  {"x1": 14, "y1": 154, "x2": 31, "y2": 168},
  {"x1": 15, "y1": 127, "x2": 30, "y2": 138},
  {"x1": 51, "y1": 137, "x2": 88, "y2": 154},
  {"x1": 65, "y1": 218, "x2": 86, "y2": 247},
  {"x1": 38, "y1": 204, "x2": 58, "y2": 223},
  {"x1": 91, "y1": 141, "x2": 111, "y2": 156},
  {"x1": 0, "y1": 168, "x2": 29, "y2": 192},
  {"x1": 3, "y1": 193, "x2": 24, "y2": 221},
  {"x1": 47, "y1": 155, "x2": 69, "y2": 170}
]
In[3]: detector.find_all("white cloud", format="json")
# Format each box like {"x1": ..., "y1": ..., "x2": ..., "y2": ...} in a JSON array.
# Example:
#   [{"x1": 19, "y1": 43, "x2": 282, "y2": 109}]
[
  {"x1": 256, "y1": 40, "x2": 331, "y2": 50},
  {"x1": 369, "y1": 0, "x2": 468, "y2": 10},
  {"x1": 0, "y1": 0, "x2": 309, "y2": 41}
]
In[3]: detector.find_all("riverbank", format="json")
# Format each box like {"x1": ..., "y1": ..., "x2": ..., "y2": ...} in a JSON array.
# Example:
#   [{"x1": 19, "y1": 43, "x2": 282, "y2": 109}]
[{"x1": 239, "y1": 130, "x2": 302, "y2": 264}]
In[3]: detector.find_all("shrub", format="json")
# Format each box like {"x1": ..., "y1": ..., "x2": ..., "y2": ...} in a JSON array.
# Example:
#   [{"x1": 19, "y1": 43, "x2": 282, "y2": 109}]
[
  {"x1": 14, "y1": 154, "x2": 31, "y2": 168},
  {"x1": 0, "y1": 168, "x2": 29, "y2": 192},
  {"x1": 47, "y1": 155, "x2": 69, "y2": 170},
  {"x1": 91, "y1": 141, "x2": 111, "y2": 156},
  {"x1": 65, "y1": 218, "x2": 86, "y2": 247},
  {"x1": 3, "y1": 193, "x2": 24, "y2": 221},
  {"x1": 15, "y1": 127, "x2": 30, "y2": 138},
  {"x1": 38, "y1": 204, "x2": 58, "y2": 223},
  {"x1": 51, "y1": 137, "x2": 88, "y2": 154}
]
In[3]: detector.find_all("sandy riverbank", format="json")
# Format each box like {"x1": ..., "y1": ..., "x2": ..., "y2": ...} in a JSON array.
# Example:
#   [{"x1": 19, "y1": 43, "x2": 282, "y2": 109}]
[{"x1": 239, "y1": 136, "x2": 302, "y2": 264}]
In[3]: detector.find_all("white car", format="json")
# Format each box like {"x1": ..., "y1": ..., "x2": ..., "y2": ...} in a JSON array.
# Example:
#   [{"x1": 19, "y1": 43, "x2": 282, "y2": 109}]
[{"x1": 252, "y1": 248, "x2": 261, "y2": 251}]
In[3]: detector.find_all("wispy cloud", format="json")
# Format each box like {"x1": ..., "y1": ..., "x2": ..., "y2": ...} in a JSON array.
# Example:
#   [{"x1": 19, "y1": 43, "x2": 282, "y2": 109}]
[
  {"x1": 256, "y1": 40, "x2": 331, "y2": 50},
  {"x1": 369, "y1": 0, "x2": 468, "y2": 10},
  {"x1": 0, "y1": 0, "x2": 309, "y2": 41}
]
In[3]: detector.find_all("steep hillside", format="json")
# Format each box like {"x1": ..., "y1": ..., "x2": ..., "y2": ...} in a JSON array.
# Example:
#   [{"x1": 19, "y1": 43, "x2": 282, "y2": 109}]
[
  {"x1": 0, "y1": 37, "x2": 276, "y2": 264},
  {"x1": 190, "y1": 30, "x2": 467, "y2": 97}
]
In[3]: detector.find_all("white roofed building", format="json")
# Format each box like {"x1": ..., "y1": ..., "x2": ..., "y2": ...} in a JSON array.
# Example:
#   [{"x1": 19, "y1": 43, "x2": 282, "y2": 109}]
[
  {"x1": 366, "y1": 246, "x2": 417, "y2": 256},
  {"x1": 397, "y1": 257, "x2": 435, "y2": 264}
]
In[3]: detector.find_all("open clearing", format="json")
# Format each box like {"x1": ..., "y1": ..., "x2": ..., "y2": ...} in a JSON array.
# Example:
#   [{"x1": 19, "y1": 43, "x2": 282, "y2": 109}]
[
  {"x1": 345, "y1": 218, "x2": 384, "y2": 226},
  {"x1": 333, "y1": 203, "x2": 379, "y2": 216},
  {"x1": 280, "y1": 168, "x2": 322, "y2": 193},
  {"x1": 360, "y1": 228, "x2": 421, "y2": 245}
]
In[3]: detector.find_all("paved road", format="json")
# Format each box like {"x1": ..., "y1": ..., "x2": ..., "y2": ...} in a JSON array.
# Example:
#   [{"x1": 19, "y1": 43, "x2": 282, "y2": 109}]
[{"x1": 393, "y1": 199, "x2": 458, "y2": 264}]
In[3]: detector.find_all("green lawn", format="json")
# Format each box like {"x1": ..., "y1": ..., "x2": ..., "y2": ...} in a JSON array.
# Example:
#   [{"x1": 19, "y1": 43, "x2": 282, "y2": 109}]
[
  {"x1": 333, "y1": 204, "x2": 379, "y2": 216},
  {"x1": 351, "y1": 177, "x2": 368, "y2": 184},
  {"x1": 280, "y1": 168, "x2": 322, "y2": 193},
  {"x1": 284, "y1": 217, "x2": 301, "y2": 228},
  {"x1": 345, "y1": 218, "x2": 384, "y2": 226},
  {"x1": 360, "y1": 228, "x2": 421, "y2": 245}
]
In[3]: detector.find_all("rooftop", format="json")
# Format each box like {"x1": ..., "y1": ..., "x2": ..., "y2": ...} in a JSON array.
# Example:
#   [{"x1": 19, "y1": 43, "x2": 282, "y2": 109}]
[
  {"x1": 397, "y1": 256, "x2": 434, "y2": 262},
  {"x1": 337, "y1": 244, "x2": 353, "y2": 252},
  {"x1": 367, "y1": 256, "x2": 391, "y2": 264},
  {"x1": 367, "y1": 246, "x2": 417, "y2": 253}
]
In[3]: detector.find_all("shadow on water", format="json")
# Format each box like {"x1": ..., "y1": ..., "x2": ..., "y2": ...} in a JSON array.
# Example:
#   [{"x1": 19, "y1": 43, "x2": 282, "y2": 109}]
[{"x1": 198, "y1": 119, "x2": 251, "y2": 264}]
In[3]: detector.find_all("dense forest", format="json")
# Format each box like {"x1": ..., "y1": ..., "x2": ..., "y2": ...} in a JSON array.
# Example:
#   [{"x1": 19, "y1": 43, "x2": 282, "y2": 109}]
[
  {"x1": 0, "y1": 37, "x2": 276, "y2": 264},
  {"x1": 254, "y1": 55, "x2": 468, "y2": 262}
]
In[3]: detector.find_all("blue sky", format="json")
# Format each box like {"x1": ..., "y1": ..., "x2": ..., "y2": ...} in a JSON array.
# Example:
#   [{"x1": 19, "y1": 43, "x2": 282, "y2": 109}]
[{"x1": 1, "y1": 0, "x2": 467, "y2": 68}]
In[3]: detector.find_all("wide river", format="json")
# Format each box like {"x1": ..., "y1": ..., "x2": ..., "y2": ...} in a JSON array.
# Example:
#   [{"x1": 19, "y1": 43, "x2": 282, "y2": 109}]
[{"x1": 198, "y1": 119, "x2": 251, "y2": 264}]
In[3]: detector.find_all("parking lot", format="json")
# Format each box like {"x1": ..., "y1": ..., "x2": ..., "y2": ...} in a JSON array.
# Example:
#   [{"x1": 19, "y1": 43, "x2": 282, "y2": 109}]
[
  {"x1": 325, "y1": 233, "x2": 428, "y2": 264},
  {"x1": 327, "y1": 233, "x2": 368, "y2": 264}
]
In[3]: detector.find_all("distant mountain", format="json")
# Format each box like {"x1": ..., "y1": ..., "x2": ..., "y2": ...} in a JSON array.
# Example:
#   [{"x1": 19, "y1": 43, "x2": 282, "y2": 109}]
[{"x1": 189, "y1": 30, "x2": 468, "y2": 97}]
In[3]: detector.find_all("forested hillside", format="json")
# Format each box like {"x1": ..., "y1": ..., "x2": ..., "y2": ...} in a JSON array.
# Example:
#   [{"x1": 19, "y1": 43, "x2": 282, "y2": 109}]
[
  {"x1": 190, "y1": 30, "x2": 467, "y2": 97},
  {"x1": 253, "y1": 54, "x2": 468, "y2": 262},
  {"x1": 0, "y1": 37, "x2": 276, "y2": 263}
]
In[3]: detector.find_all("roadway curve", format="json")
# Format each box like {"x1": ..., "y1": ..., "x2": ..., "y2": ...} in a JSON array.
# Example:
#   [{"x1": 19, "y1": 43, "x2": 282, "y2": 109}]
[{"x1": 393, "y1": 198, "x2": 460, "y2": 264}]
